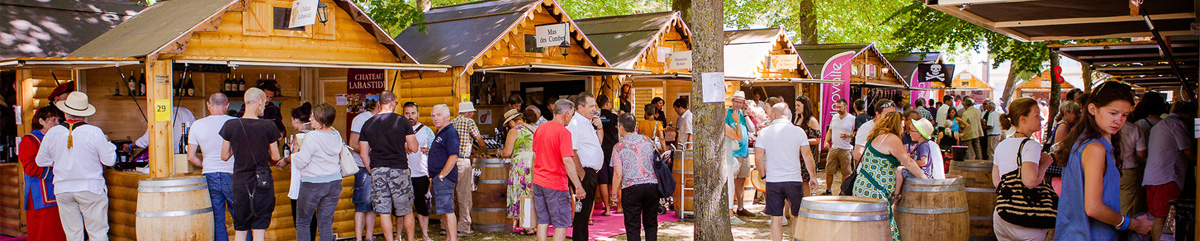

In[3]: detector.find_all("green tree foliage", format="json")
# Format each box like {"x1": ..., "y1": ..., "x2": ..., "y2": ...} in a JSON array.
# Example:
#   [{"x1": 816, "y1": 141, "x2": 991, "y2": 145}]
[
  {"x1": 886, "y1": 1, "x2": 1048, "y2": 76},
  {"x1": 723, "y1": 0, "x2": 909, "y2": 49},
  {"x1": 559, "y1": 0, "x2": 672, "y2": 19}
]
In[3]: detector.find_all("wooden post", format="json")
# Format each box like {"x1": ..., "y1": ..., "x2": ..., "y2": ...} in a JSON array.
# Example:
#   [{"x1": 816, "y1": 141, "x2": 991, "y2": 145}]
[
  {"x1": 146, "y1": 60, "x2": 174, "y2": 178},
  {"x1": 1081, "y1": 64, "x2": 1093, "y2": 93}
]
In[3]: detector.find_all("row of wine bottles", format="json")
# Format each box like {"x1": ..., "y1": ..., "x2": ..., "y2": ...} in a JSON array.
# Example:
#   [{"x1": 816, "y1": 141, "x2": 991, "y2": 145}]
[{"x1": 114, "y1": 72, "x2": 278, "y2": 98}]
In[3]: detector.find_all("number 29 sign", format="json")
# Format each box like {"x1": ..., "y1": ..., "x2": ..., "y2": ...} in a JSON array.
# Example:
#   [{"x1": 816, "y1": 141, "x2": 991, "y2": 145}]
[{"x1": 154, "y1": 99, "x2": 171, "y2": 120}]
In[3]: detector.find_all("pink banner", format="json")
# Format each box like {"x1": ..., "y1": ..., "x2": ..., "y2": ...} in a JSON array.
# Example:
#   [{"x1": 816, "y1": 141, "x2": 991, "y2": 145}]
[
  {"x1": 910, "y1": 72, "x2": 930, "y2": 107},
  {"x1": 818, "y1": 51, "x2": 856, "y2": 150}
]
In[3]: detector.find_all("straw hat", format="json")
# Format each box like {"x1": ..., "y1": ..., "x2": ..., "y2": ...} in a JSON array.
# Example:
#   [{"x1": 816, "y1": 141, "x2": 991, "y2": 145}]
[
  {"x1": 458, "y1": 102, "x2": 476, "y2": 113},
  {"x1": 502, "y1": 109, "x2": 522, "y2": 124},
  {"x1": 913, "y1": 118, "x2": 935, "y2": 140},
  {"x1": 730, "y1": 91, "x2": 746, "y2": 101},
  {"x1": 56, "y1": 91, "x2": 96, "y2": 117}
]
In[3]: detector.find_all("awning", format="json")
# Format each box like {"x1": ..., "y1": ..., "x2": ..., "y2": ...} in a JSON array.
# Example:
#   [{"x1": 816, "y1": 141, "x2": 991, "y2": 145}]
[
  {"x1": 1054, "y1": 40, "x2": 1198, "y2": 88},
  {"x1": 924, "y1": 0, "x2": 1195, "y2": 42},
  {"x1": 0, "y1": 57, "x2": 142, "y2": 70},
  {"x1": 851, "y1": 82, "x2": 907, "y2": 88},
  {"x1": 630, "y1": 73, "x2": 694, "y2": 80},
  {"x1": 175, "y1": 58, "x2": 450, "y2": 71},
  {"x1": 476, "y1": 63, "x2": 651, "y2": 76}
]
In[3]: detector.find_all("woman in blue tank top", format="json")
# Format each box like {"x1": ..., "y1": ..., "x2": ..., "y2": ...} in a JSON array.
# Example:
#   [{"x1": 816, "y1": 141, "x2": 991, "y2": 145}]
[{"x1": 1053, "y1": 82, "x2": 1152, "y2": 240}]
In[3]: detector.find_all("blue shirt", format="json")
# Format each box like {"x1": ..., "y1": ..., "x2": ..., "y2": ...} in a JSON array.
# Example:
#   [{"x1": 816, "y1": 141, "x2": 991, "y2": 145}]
[
  {"x1": 725, "y1": 109, "x2": 749, "y2": 157},
  {"x1": 429, "y1": 125, "x2": 461, "y2": 183},
  {"x1": 1055, "y1": 137, "x2": 1119, "y2": 241}
]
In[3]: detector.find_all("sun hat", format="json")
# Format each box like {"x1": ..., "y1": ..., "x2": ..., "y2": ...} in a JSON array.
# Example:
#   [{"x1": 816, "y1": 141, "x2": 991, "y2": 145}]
[
  {"x1": 913, "y1": 118, "x2": 935, "y2": 140},
  {"x1": 458, "y1": 102, "x2": 476, "y2": 113},
  {"x1": 56, "y1": 91, "x2": 96, "y2": 117},
  {"x1": 503, "y1": 109, "x2": 522, "y2": 124}
]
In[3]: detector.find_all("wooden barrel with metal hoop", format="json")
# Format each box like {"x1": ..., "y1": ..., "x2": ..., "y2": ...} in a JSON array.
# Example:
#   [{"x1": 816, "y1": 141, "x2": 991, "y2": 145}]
[
  {"x1": 950, "y1": 160, "x2": 998, "y2": 240},
  {"x1": 472, "y1": 158, "x2": 512, "y2": 232},
  {"x1": 897, "y1": 175, "x2": 969, "y2": 240},
  {"x1": 135, "y1": 175, "x2": 213, "y2": 241},
  {"x1": 672, "y1": 151, "x2": 694, "y2": 215},
  {"x1": 793, "y1": 196, "x2": 890, "y2": 241}
]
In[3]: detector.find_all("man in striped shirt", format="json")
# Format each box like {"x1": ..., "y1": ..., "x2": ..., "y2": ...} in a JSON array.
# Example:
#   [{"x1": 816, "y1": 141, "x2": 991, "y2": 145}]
[{"x1": 449, "y1": 102, "x2": 487, "y2": 236}]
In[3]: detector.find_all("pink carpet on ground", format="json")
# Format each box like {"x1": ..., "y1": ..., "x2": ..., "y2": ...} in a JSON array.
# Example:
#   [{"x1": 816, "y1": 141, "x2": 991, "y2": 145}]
[
  {"x1": 0, "y1": 236, "x2": 26, "y2": 241},
  {"x1": 546, "y1": 206, "x2": 681, "y2": 241}
]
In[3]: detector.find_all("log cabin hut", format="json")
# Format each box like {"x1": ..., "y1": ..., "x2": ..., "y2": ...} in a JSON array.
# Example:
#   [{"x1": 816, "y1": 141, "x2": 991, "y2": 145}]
[
  {"x1": 0, "y1": 0, "x2": 145, "y2": 237},
  {"x1": 391, "y1": 0, "x2": 647, "y2": 141},
  {"x1": 890, "y1": 52, "x2": 947, "y2": 106},
  {"x1": 795, "y1": 43, "x2": 906, "y2": 145},
  {"x1": 947, "y1": 71, "x2": 994, "y2": 104},
  {"x1": 573, "y1": 11, "x2": 698, "y2": 136},
  {"x1": 1014, "y1": 69, "x2": 1077, "y2": 102},
  {"x1": 725, "y1": 28, "x2": 823, "y2": 116},
  {"x1": 5, "y1": 0, "x2": 449, "y2": 240}
]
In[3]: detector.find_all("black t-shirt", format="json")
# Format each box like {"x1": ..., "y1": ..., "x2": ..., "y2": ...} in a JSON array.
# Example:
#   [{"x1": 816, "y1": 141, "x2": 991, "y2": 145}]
[
  {"x1": 360, "y1": 113, "x2": 414, "y2": 169},
  {"x1": 599, "y1": 109, "x2": 619, "y2": 161},
  {"x1": 854, "y1": 113, "x2": 872, "y2": 131},
  {"x1": 219, "y1": 118, "x2": 282, "y2": 184}
]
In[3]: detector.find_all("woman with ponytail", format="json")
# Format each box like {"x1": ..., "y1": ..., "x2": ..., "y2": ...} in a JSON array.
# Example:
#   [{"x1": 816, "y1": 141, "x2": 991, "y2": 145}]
[
  {"x1": 1054, "y1": 82, "x2": 1152, "y2": 240},
  {"x1": 991, "y1": 98, "x2": 1056, "y2": 240}
]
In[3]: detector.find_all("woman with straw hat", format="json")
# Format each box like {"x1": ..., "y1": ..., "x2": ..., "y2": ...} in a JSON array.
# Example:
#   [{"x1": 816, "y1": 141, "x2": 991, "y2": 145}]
[{"x1": 500, "y1": 109, "x2": 537, "y2": 235}]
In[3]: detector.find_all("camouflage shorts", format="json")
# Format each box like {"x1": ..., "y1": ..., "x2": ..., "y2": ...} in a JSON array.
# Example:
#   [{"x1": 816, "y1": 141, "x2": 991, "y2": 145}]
[{"x1": 370, "y1": 167, "x2": 414, "y2": 215}]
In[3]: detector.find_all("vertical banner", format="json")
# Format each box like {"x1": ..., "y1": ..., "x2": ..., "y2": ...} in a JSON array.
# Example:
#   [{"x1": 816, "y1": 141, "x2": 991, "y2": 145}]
[
  {"x1": 819, "y1": 51, "x2": 856, "y2": 150},
  {"x1": 347, "y1": 69, "x2": 386, "y2": 131},
  {"x1": 909, "y1": 70, "x2": 929, "y2": 108}
]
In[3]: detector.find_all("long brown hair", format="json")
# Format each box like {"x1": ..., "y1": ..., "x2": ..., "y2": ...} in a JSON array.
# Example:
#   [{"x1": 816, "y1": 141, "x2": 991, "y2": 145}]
[
  {"x1": 1001, "y1": 98, "x2": 1038, "y2": 129},
  {"x1": 868, "y1": 112, "x2": 904, "y2": 143},
  {"x1": 1054, "y1": 82, "x2": 1134, "y2": 163}
]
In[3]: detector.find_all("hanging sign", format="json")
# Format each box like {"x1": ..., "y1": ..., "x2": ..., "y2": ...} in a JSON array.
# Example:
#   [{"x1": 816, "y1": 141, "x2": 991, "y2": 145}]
[
  {"x1": 769, "y1": 54, "x2": 798, "y2": 70},
  {"x1": 536, "y1": 23, "x2": 569, "y2": 48},
  {"x1": 701, "y1": 72, "x2": 725, "y2": 103},
  {"x1": 348, "y1": 69, "x2": 386, "y2": 94},
  {"x1": 918, "y1": 63, "x2": 953, "y2": 86},
  {"x1": 667, "y1": 51, "x2": 692, "y2": 70},
  {"x1": 288, "y1": 0, "x2": 319, "y2": 28},
  {"x1": 657, "y1": 47, "x2": 671, "y2": 63}
]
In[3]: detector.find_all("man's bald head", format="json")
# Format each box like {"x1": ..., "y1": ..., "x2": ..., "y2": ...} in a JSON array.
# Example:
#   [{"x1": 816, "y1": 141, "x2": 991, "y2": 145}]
[{"x1": 771, "y1": 103, "x2": 790, "y2": 120}]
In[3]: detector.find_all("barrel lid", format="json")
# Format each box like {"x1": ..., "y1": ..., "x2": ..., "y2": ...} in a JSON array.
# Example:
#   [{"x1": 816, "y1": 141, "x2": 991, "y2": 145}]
[
  {"x1": 475, "y1": 158, "x2": 511, "y2": 164},
  {"x1": 800, "y1": 196, "x2": 887, "y2": 213},
  {"x1": 138, "y1": 175, "x2": 205, "y2": 187},
  {"x1": 952, "y1": 161, "x2": 993, "y2": 168},
  {"x1": 903, "y1": 176, "x2": 964, "y2": 186}
]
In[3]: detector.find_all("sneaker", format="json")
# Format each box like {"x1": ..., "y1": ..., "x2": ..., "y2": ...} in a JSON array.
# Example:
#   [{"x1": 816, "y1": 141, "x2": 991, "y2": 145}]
[
  {"x1": 457, "y1": 231, "x2": 476, "y2": 237},
  {"x1": 736, "y1": 209, "x2": 756, "y2": 217},
  {"x1": 822, "y1": 190, "x2": 833, "y2": 195},
  {"x1": 730, "y1": 217, "x2": 747, "y2": 225}
]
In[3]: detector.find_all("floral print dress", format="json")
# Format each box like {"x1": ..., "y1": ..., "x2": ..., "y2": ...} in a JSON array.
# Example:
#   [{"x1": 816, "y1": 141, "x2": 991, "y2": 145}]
[
  {"x1": 852, "y1": 141, "x2": 902, "y2": 241},
  {"x1": 506, "y1": 125, "x2": 536, "y2": 219}
]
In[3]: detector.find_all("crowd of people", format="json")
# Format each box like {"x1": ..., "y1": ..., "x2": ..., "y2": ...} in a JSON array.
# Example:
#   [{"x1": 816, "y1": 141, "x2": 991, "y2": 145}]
[{"x1": 15, "y1": 79, "x2": 1196, "y2": 241}]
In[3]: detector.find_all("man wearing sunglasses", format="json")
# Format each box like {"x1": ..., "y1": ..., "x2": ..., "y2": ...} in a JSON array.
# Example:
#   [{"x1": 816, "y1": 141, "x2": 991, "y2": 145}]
[{"x1": 853, "y1": 100, "x2": 897, "y2": 162}]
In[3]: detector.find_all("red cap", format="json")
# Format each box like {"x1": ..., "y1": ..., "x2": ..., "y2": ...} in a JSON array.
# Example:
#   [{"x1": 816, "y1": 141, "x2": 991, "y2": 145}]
[{"x1": 48, "y1": 81, "x2": 76, "y2": 101}]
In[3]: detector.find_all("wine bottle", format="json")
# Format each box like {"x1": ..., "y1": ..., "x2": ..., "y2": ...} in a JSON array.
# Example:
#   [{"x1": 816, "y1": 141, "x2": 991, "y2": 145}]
[
  {"x1": 114, "y1": 81, "x2": 121, "y2": 96},
  {"x1": 138, "y1": 73, "x2": 146, "y2": 96},
  {"x1": 238, "y1": 75, "x2": 246, "y2": 95},
  {"x1": 178, "y1": 123, "x2": 189, "y2": 154},
  {"x1": 185, "y1": 77, "x2": 195, "y2": 97}
]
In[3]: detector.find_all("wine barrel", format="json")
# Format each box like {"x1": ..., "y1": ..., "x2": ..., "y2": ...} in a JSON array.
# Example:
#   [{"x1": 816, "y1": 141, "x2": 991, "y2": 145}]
[
  {"x1": 950, "y1": 160, "x2": 997, "y2": 241},
  {"x1": 793, "y1": 196, "x2": 890, "y2": 241},
  {"x1": 672, "y1": 151, "x2": 693, "y2": 214},
  {"x1": 136, "y1": 176, "x2": 214, "y2": 241},
  {"x1": 897, "y1": 176, "x2": 969, "y2": 240},
  {"x1": 471, "y1": 158, "x2": 511, "y2": 232}
]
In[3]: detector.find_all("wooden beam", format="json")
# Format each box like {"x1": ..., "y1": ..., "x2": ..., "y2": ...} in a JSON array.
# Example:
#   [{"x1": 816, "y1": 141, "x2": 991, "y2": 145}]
[
  {"x1": 994, "y1": 13, "x2": 1195, "y2": 28},
  {"x1": 1029, "y1": 30, "x2": 1195, "y2": 41},
  {"x1": 936, "y1": 0, "x2": 1037, "y2": 6},
  {"x1": 927, "y1": 4, "x2": 1033, "y2": 41},
  {"x1": 145, "y1": 60, "x2": 174, "y2": 178}
]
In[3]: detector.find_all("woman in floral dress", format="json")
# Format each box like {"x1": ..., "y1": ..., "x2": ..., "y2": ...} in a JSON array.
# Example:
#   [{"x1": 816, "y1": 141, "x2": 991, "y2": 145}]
[
  {"x1": 852, "y1": 112, "x2": 929, "y2": 240},
  {"x1": 501, "y1": 109, "x2": 537, "y2": 234}
]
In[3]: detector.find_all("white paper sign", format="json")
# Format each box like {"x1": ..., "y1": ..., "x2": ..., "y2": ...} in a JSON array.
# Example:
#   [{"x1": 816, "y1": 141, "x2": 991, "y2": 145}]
[
  {"x1": 335, "y1": 94, "x2": 348, "y2": 105},
  {"x1": 289, "y1": 0, "x2": 318, "y2": 28},
  {"x1": 536, "y1": 23, "x2": 569, "y2": 48},
  {"x1": 770, "y1": 54, "x2": 798, "y2": 70},
  {"x1": 12, "y1": 105, "x2": 19, "y2": 125},
  {"x1": 667, "y1": 51, "x2": 692, "y2": 70},
  {"x1": 657, "y1": 47, "x2": 671, "y2": 63},
  {"x1": 701, "y1": 72, "x2": 725, "y2": 103}
]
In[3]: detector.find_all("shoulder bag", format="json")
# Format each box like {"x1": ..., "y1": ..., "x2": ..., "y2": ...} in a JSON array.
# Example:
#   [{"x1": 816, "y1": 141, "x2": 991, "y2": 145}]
[{"x1": 994, "y1": 138, "x2": 1059, "y2": 229}]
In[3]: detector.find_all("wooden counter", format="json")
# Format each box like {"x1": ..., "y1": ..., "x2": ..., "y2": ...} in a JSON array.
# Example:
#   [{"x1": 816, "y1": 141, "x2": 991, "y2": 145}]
[{"x1": 0, "y1": 163, "x2": 24, "y2": 237}]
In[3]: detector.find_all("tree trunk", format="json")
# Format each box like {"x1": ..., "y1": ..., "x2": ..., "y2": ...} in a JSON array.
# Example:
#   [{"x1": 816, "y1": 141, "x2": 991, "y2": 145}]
[
  {"x1": 999, "y1": 60, "x2": 1021, "y2": 109},
  {"x1": 1081, "y1": 64, "x2": 1093, "y2": 93},
  {"x1": 1044, "y1": 51, "x2": 1061, "y2": 142},
  {"x1": 682, "y1": 0, "x2": 733, "y2": 240},
  {"x1": 797, "y1": 0, "x2": 817, "y2": 44}
]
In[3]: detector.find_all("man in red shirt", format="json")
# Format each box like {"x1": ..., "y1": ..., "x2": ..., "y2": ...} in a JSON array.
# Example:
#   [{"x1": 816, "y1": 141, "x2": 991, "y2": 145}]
[{"x1": 532, "y1": 99, "x2": 586, "y2": 241}]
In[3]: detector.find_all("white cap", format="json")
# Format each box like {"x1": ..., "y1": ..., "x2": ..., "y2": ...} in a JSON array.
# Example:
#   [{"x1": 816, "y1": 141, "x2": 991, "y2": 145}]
[
  {"x1": 731, "y1": 91, "x2": 746, "y2": 101},
  {"x1": 458, "y1": 102, "x2": 476, "y2": 113}
]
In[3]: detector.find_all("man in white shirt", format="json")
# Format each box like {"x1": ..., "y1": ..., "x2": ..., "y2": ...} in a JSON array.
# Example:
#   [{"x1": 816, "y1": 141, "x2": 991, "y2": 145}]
[
  {"x1": 673, "y1": 98, "x2": 693, "y2": 148},
  {"x1": 565, "y1": 93, "x2": 604, "y2": 240},
  {"x1": 36, "y1": 92, "x2": 116, "y2": 241},
  {"x1": 854, "y1": 99, "x2": 897, "y2": 162},
  {"x1": 754, "y1": 103, "x2": 818, "y2": 241},
  {"x1": 348, "y1": 98, "x2": 378, "y2": 241},
  {"x1": 935, "y1": 95, "x2": 952, "y2": 128},
  {"x1": 402, "y1": 102, "x2": 436, "y2": 241},
  {"x1": 136, "y1": 106, "x2": 195, "y2": 153},
  {"x1": 1142, "y1": 103, "x2": 1197, "y2": 240},
  {"x1": 983, "y1": 102, "x2": 1003, "y2": 160},
  {"x1": 186, "y1": 93, "x2": 237, "y2": 241},
  {"x1": 822, "y1": 99, "x2": 855, "y2": 194}
]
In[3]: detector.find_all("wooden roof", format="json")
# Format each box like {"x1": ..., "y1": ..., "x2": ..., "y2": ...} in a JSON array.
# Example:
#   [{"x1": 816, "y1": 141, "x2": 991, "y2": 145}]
[
  {"x1": 1020, "y1": 69, "x2": 1076, "y2": 89},
  {"x1": 575, "y1": 11, "x2": 689, "y2": 70},
  {"x1": 393, "y1": 0, "x2": 610, "y2": 76},
  {"x1": 724, "y1": 28, "x2": 811, "y2": 79},
  {"x1": 951, "y1": 71, "x2": 991, "y2": 90},
  {"x1": 69, "y1": 0, "x2": 416, "y2": 63},
  {"x1": 0, "y1": 0, "x2": 145, "y2": 58},
  {"x1": 924, "y1": 0, "x2": 1194, "y2": 42}
]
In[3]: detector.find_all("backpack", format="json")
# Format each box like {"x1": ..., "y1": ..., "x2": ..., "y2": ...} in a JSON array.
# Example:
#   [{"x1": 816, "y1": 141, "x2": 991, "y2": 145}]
[{"x1": 652, "y1": 150, "x2": 676, "y2": 197}]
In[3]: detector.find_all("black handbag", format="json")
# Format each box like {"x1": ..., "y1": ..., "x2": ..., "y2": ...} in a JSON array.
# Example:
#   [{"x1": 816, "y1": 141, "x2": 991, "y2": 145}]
[{"x1": 994, "y1": 138, "x2": 1058, "y2": 229}]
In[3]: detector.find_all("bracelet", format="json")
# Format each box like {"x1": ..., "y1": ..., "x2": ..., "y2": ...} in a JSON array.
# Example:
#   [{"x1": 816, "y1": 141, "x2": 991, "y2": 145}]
[{"x1": 1117, "y1": 215, "x2": 1129, "y2": 231}]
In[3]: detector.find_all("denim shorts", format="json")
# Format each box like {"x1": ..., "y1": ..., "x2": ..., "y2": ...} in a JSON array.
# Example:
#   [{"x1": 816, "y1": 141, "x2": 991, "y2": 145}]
[
  {"x1": 352, "y1": 168, "x2": 373, "y2": 212},
  {"x1": 430, "y1": 177, "x2": 456, "y2": 215}
]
